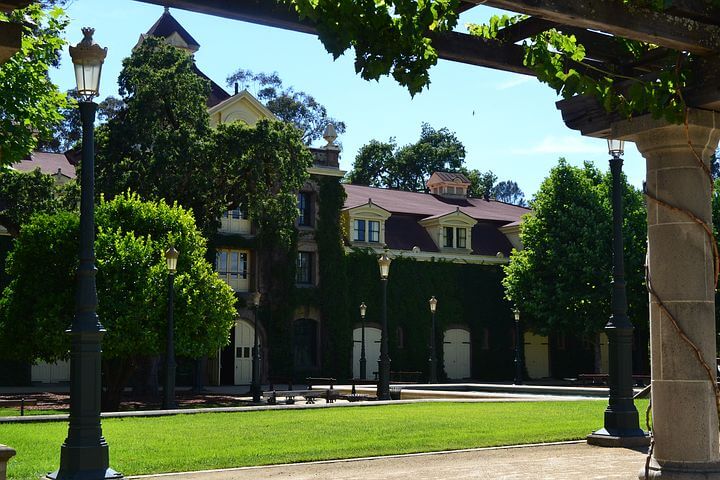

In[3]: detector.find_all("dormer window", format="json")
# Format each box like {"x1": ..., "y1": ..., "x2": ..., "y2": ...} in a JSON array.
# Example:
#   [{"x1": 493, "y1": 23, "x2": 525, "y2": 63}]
[
  {"x1": 343, "y1": 200, "x2": 391, "y2": 247},
  {"x1": 443, "y1": 227, "x2": 467, "y2": 249},
  {"x1": 353, "y1": 219, "x2": 381, "y2": 243},
  {"x1": 420, "y1": 208, "x2": 477, "y2": 252}
]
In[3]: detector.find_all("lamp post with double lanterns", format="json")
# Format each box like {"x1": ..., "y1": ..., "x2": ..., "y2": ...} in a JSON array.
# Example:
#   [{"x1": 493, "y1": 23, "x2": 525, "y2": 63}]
[
  {"x1": 359, "y1": 302, "x2": 367, "y2": 380},
  {"x1": 251, "y1": 291, "x2": 262, "y2": 403},
  {"x1": 49, "y1": 28, "x2": 122, "y2": 480},
  {"x1": 513, "y1": 307, "x2": 523, "y2": 385},
  {"x1": 377, "y1": 251, "x2": 392, "y2": 400},
  {"x1": 587, "y1": 139, "x2": 648, "y2": 446},
  {"x1": 163, "y1": 246, "x2": 179, "y2": 410},
  {"x1": 428, "y1": 296, "x2": 438, "y2": 384}
]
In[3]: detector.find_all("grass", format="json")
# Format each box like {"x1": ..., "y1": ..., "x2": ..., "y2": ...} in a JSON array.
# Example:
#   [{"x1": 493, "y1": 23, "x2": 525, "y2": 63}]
[{"x1": 2, "y1": 400, "x2": 649, "y2": 479}]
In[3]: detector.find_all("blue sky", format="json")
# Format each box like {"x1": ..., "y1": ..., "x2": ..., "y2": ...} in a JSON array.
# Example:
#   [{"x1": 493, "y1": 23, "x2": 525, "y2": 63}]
[{"x1": 50, "y1": 0, "x2": 647, "y2": 199}]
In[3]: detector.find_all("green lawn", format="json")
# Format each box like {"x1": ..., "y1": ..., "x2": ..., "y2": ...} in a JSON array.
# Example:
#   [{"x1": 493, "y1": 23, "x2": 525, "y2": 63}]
[{"x1": 2, "y1": 400, "x2": 649, "y2": 479}]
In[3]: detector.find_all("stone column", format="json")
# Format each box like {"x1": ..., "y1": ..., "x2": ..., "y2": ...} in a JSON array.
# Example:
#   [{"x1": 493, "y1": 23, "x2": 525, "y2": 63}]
[
  {"x1": 0, "y1": 444, "x2": 16, "y2": 480},
  {"x1": 613, "y1": 109, "x2": 720, "y2": 479}
]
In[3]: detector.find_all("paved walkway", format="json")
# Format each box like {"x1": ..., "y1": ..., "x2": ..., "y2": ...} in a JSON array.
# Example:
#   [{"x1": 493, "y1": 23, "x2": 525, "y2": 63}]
[{"x1": 129, "y1": 442, "x2": 649, "y2": 480}]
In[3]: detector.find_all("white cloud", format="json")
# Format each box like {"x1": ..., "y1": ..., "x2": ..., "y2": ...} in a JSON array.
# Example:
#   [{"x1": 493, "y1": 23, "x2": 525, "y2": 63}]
[
  {"x1": 495, "y1": 76, "x2": 532, "y2": 90},
  {"x1": 510, "y1": 135, "x2": 607, "y2": 155}
]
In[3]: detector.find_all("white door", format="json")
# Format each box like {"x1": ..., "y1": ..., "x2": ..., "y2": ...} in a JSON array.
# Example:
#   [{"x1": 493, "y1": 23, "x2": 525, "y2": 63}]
[
  {"x1": 353, "y1": 327, "x2": 381, "y2": 379},
  {"x1": 234, "y1": 320, "x2": 256, "y2": 385},
  {"x1": 443, "y1": 329, "x2": 471, "y2": 379},
  {"x1": 31, "y1": 360, "x2": 70, "y2": 383},
  {"x1": 524, "y1": 332, "x2": 550, "y2": 379}
]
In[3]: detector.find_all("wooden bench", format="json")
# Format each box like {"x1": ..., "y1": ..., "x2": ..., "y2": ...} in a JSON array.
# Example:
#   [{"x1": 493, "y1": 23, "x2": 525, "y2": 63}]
[
  {"x1": 262, "y1": 389, "x2": 326, "y2": 405},
  {"x1": 0, "y1": 398, "x2": 37, "y2": 416}
]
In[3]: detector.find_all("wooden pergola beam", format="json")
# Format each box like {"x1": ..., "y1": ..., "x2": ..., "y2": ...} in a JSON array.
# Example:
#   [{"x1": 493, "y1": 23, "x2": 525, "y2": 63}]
[
  {"x1": 495, "y1": 18, "x2": 556, "y2": 43},
  {"x1": 137, "y1": 0, "x2": 533, "y2": 76},
  {"x1": 474, "y1": 0, "x2": 720, "y2": 55}
]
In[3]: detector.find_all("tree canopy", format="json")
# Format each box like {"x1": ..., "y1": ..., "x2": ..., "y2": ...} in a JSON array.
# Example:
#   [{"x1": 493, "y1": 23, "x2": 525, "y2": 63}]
[
  {"x1": 226, "y1": 69, "x2": 346, "y2": 145},
  {"x1": 0, "y1": 4, "x2": 68, "y2": 166},
  {"x1": 0, "y1": 193, "x2": 237, "y2": 408},
  {"x1": 0, "y1": 168, "x2": 77, "y2": 237},
  {"x1": 347, "y1": 123, "x2": 526, "y2": 205},
  {"x1": 96, "y1": 37, "x2": 311, "y2": 241},
  {"x1": 502, "y1": 159, "x2": 647, "y2": 360},
  {"x1": 286, "y1": 0, "x2": 707, "y2": 123}
]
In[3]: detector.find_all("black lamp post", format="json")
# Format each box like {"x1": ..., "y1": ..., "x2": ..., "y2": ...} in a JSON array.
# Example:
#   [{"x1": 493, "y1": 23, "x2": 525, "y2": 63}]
[
  {"x1": 428, "y1": 296, "x2": 438, "y2": 384},
  {"x1": 587, "y1": 139, "x2": 648, "y2": 446},
  {"x1": 513, "y1": 307, "x2": 523, "y2": 385},
  {"x1": 49, "y1": 28, "x2": 122, "y2": 480},
  {"x1": 162, "y1": 246, "x2": 179, "y2": 410},
  {"x1": 377, "y1": 251, "x2": 392, "y2": 400},
  {"x1": 251, "y1": 291, "x2": 262, "y2": 403},
  {"x1": 359, "y1": 302, "x2": 367, "y2": 380}
]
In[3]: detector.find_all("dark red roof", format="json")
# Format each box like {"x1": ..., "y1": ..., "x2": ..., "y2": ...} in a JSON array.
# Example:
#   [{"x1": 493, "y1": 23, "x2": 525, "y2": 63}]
[
  {"x1": 192, "y1": 64, "x2": 230, "y2": 108},
  {"x1": 12, "y1": 152, "x2": 76, "y2": 179},
  {"x1": 343, "y1": 184, "x2": 529, "y2": 224},
  {"x1": 145, "y1": 8, "x2": 200, "y2": 50},
  {"x1": 430, "y1": 171, "x2": 471, "y2": 184}
]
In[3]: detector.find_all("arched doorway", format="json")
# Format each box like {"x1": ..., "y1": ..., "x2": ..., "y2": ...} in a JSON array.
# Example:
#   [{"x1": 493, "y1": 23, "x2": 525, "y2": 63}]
[
  {"x1": 234, "y1": 319, "x2": 256, "y2": 385},
  {"x1": 443, "y1": 328, "x2": 471, "y2": 380},
  {"x1": 352, "y1": 327, "x2": 381, "y2": 379}
]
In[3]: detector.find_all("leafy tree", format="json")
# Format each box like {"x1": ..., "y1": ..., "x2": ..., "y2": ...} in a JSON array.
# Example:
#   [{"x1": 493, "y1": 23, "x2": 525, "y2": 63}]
[
  {"x1": 503, "y1": 159, "x2": 646, "y2": 371},
  {"x1": 0, "y1": 168, "x2": 77, "y2": 236},
  {"x1": 493, "y1": 180, "x2": 526, "y2": 206},
  {"x1": 348, "y1": 123, "x2": 465, "y2": 192},
  {"x1": 97, "y1": 39, "x2": 311, "y2": 240},
  {"x1": 0, "y1": 193, "x2": 236, "y2": 410},
  {"x1": 95, "y1": 37, "x2": 218, "y2": 236},
  {"x1": 0, "y1": 4, "x2": 68, "y2": 166},
  {"x1": 226, "y1": 69, "x2": 346, "y2": 144},
  {"x1": 37, "y1": 92, "x2": 123, "y2": 153},
  {"x1": 463, "y1": 169, "x2": 497, "y2": 199},
  {"x1": 347, "y1": 124, "x2": 526, "y2": 205}
]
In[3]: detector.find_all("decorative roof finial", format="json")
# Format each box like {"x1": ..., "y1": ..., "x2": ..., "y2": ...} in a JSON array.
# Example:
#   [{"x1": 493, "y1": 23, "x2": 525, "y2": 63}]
[{"x1": 164, "y1": 5, "x2": 170, "y2": 14}]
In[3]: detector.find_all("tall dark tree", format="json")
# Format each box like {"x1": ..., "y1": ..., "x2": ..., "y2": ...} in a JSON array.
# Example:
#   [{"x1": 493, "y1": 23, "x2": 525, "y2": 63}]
[
  {"x1": 95, "y1": 37, "x2": 219, "y2": 236},
  {"x1": 493, "y1": 180, "x2": 527, "y2": 206},
  {"x1": 503, "y1": 159, "x2": 646, "y2": 371},
  {"x1": 37, "y1": 91, "x2": 123, "y2": 153},
  {"x1": 226, "y1": 69, "x2": 346, "y2": 144},
  {"x1": 348, "y1": 123, "x2": 465, "y2": 192}
]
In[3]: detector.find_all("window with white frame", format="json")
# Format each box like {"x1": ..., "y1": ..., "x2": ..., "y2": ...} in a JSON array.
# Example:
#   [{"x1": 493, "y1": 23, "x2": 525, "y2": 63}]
[
  {"x1": 353, "y1": 219, "x2": 380, "y2": 243},
  {"x1": 220, "y1": 205, "x2": 251, "y2": 234},
  {"x1": 443, "y1": 227, "x2": 468, "y2": 249},
  {"x1": 296, "y1": 251, "x2": 313, "y2": 285},
  {"x1": 298, "y1": 192, "x2": 312, "y2": 227},
  {"x1": 215, "y1": 249, "x2": 249, "y2": 291}
]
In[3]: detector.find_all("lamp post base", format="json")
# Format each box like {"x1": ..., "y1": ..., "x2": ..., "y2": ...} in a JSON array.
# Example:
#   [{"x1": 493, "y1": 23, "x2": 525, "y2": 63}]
[
  {"x1": 47, "y1": 442, "x2": 123, "y2": 480},
  {"x1": 587, "y1": 428, "x2": 650, "y2": 447}
]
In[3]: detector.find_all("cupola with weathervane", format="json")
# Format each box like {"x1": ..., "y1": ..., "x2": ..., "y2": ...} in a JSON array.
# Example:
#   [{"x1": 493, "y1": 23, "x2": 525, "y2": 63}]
[{"x1": 427, "y1": 172, "x2": 471, "y2": 199}]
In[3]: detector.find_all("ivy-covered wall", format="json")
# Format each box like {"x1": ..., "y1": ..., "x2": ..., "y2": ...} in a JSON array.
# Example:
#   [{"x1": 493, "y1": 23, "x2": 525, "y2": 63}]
[{"x1": 343, "y1": 252, "x2": 517, "y2": 381}]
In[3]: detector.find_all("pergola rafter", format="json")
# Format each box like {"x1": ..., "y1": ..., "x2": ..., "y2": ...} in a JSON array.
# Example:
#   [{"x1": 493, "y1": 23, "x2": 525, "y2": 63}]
[{"x1": 138, "y1": 0, "x2": 720, "y2": 137}]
